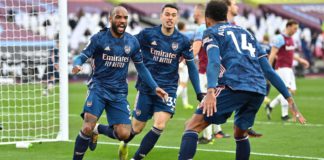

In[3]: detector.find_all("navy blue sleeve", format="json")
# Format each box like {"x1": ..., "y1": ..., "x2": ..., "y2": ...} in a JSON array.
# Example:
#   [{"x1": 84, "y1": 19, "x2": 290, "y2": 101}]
[
  {"x1": 134, "y1": 62, "x2": 158, "y2": 90},
  {"x1": 74, "y1": 35, "x2": 97, "y2": 66},
  {"x1": 181, "y1": 37, "x2": 194, "y2": 60},
  {"x1": 203, "y1": 30, "x2": 220, "y2": 88},
  {"x1": 259, "y1": 56, "x2": 291, "y2": 98},
  {"x1": 131, "y1": 38, "x2": 143, "y2": 63},
  {"x1": 186, "y1": 60, "x2": 201, "y2": 94}
]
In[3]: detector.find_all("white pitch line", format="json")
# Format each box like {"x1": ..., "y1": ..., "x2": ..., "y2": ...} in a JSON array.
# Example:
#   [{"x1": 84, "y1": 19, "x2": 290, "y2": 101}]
[
  {"x1": 67, "y1": 140, "x2": 324, "y2": 160},
  {"x1": 68, "y1": 114, "x2": 324, "y2": 127}
]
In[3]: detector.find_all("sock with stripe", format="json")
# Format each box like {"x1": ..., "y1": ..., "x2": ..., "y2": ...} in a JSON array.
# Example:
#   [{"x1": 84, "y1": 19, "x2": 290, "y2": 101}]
[
  {"x1": 132, "y1": 126, "x2": 162, "y2": 160},
  {"x1": 235, "y1": 136, "x2": 250, "y2": 160},
  {"x1": 73, "y1": 131, "x2": 90, "y2": 160}
]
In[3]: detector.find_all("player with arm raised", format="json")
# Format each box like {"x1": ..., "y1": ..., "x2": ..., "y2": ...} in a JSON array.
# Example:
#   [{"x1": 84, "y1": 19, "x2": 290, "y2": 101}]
[
  {"x1": 266, "y1": 20, "x2": 309, "y2": 121},
  {"x1": 178, "y1": 1, "x2": 306, "y2": 160},
  {"x1": 119, "y1": 4, "x2": 203, "y2": 160},
  {"x1": 71, "y1": 6, "x2": 167, "y2": 160}
]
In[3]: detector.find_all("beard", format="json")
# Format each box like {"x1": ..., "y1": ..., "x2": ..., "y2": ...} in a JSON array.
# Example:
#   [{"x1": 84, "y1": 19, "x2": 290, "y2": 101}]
[{"x1": 111, "y1": 22, "x2": 126, "y2": 36}]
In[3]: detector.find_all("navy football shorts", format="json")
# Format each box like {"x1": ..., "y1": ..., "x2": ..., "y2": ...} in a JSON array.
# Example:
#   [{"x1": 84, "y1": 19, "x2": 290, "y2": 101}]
[
  {"x1": 196, "y1": 86, "x2": 264, "y2": 130},
  {"x1": 133, "y1": 92, "x2": 177, "y2": 122},
  {"x1": 81, "y1": 87, "x2": 131, "y2": 126}
]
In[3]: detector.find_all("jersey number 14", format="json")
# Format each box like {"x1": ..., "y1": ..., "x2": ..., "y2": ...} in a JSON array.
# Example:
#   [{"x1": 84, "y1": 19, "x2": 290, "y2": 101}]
[{"x1": 227, "y1": 31, "x2": 256, "y2": 57}]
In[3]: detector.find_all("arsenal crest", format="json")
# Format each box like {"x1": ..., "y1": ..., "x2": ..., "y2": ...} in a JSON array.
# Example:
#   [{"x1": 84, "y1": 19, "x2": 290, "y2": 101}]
[
  {"x1": 135, "y1": 109, "x2": 141, "y2": 116},
  {"x1": 124, "y1": 45, "x2": 131, "y2": 54},
  {"x1": 86, "y1": 101, "x2": 92, "y2": 107},
  {"x1": 172, "y1": 42, "x2": 178, "y2": 51}
]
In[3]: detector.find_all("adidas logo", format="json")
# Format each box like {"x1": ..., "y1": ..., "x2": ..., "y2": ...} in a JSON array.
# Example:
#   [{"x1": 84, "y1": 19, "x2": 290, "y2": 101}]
[
  {"x1": 151, "y1": 41, "x2": 157, "y2": 46},
  {"x1": 104, "y1": 46, "x2": 111, "y2": 51}
]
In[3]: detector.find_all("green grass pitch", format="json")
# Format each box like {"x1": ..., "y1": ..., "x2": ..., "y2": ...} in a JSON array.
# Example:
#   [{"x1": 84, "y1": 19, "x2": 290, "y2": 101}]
[{"x1": 1, "y1": 78, "x2": 324, "y2": 160}]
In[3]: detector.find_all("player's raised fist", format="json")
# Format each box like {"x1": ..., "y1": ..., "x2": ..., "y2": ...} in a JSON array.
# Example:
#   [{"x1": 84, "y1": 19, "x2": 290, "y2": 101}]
[{"x1": 72, "y1": 65, "x2": 82, "y2": 74}]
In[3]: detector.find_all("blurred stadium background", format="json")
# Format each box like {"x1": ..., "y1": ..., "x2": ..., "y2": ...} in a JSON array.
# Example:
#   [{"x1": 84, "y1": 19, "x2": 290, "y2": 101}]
[{"x1": 0, "y1": 0, "x2": 324, "y2": 159}]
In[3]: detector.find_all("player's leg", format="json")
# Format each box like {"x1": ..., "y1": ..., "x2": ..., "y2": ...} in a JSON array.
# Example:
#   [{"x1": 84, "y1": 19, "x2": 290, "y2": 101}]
[
  {"x1": 120, "y1": 92, "x2": 152, "y2": 160},
  {"x1": 73, "y1": 112, "x2": 98, "y2": 160},
  {"x1": 214, "y1": 124, "x2": 231, "y2": 138},
  {"x1": 132, "y1": 111, "x2": 172, "y2": 160},
  {"x1": 73, "y1": 88, "x2": 104, "y2": 159},
  {"x1": 123, "y1": 92, "x2": 152, "y2": 144},
  {"x1": 234, "y1": 92, "x2": 264, "y2": 160},
  {"x1": 181, "y1": 84, "x2": 193, "y2": 109},
  {"x1": 96, "y1": 97, "x2": 133, "y2": 140},
  {"x1": 198, "y1": 125, "x2": 213, "y2": 144},
  {"x1": 178, "y1": 114, "x2": 210, "y2": 160},
  {"x1": 177, "y1": 65, "x2": 192, "y2": 109},
  {"x1": 132, "y1": 93, "x2": 176, "y2": 160},
  {"x1": 264, "y1": 81, "x2": 273, "y2": 120},
  {"x1": 234, "y1": 125, "x2": 250, "y2": 160},
  {"x1": 179, "y1": 86, "x2": 233, "y2": 160}
]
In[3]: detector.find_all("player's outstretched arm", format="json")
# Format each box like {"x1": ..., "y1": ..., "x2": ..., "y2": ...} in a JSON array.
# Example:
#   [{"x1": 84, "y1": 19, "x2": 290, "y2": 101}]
[
  {"x1": 186, "y1": 60, "x2": 203, "y2": 101},
  {"x1": 294, "y1": 55, "x2": 310, "y2": 69},
  {"x1": 72, "y1": 54, "x2": 89, "y2": 74},
  {"x1": 259, "y1": 57, "x2": 306, "y2": 124},
  {"x1": 72, "y1": 35, "x2": 98, "y2": 74},
  {"x1": 134, "y1": 62, "x2": 168, "y2": 101}
]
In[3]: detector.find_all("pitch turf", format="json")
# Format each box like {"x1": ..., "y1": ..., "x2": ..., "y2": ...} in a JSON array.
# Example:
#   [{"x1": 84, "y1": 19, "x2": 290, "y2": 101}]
[{"x1": 1, "y1": 78, "x2": 324, "y2": 160}]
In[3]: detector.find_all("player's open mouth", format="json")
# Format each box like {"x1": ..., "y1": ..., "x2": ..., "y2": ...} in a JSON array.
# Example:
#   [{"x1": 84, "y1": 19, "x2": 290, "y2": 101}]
[{"x1": 118, "y1": 25, "x2": 125, "y2": 32}]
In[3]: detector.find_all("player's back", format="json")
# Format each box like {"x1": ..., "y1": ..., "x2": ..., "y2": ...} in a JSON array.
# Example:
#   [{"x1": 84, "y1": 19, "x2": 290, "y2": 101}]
[{"x1": 205, "y1": 22, "x2": 267, "y2": 95}]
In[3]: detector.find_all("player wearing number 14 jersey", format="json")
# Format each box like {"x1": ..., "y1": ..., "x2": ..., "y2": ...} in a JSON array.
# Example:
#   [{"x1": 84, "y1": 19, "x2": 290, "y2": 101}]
[{"x1": 178, "y1": 1, "x2": 306, "y2": 160}]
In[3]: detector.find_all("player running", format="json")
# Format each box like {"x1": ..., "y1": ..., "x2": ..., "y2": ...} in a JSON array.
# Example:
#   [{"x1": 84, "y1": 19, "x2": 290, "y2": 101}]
[
  {"x1": 266, "y1": 20, "x2": 309, "y2": 121},
  {"x1": 178, "y1": 1, "x2": 306, "y2": 160},
  {"x1": 71, "y1": 6, "x2": 167, "y2": 160},
  {"x1": 118, "y1": 4, "x2": 203, "y2": 160}
]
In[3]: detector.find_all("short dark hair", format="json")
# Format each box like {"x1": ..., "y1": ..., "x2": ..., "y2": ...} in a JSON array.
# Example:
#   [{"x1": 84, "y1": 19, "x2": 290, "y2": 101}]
[
  {"x1": 205, "y1": 0, "x2": 228, "y2": 21},
  {"x1": 161, "y1": 3, "x2": 179, "y2": 13},
  {"x1": 177, "y1": 21, "x2": 185, "y2": 30},
  {"x1": 286, "y1": 19, "x2": 298, "y2": 27}
]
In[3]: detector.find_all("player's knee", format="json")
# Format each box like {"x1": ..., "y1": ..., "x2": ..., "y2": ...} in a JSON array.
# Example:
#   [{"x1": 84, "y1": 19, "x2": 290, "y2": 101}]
[
  {"x1": 82, "y1": 125, "x2": 94, "y2": 136},
  {"x1": 234, "y1": 126, "x2": 247, "y2": 138},
  {"x1": 115, "y1": 129, "x2": 130, "y2": 140},
  {"x1": 132, "y1": 126, "x2": 144, "y2": 134},
  {"x1": 153, "y1": 122, "x2": 167, "y2": 130}
]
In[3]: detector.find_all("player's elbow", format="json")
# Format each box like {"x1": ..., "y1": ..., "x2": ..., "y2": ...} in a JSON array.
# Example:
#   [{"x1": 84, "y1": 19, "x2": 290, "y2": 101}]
[{"x1": 263, "y1": 69, "x2": 275, "y2": 80}]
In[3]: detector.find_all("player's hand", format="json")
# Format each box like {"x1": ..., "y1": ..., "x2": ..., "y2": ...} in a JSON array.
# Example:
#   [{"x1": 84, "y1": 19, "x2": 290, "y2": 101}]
[
  {"x1": 155, "y1": 87, "x2": 168, "y2": 103},
  {"x1": 202, "y1": 88, "x2": 217, "y2": 117},
  {"x1": 287, "y1": 97, "x2": 306, "y2": 124},
  {"x1": 72, "y1": 65, "x2": 82, "y2": 74},
  {"x1": 196, "y1": 93, "x2": 206, "y2": 102},
  {"x1": 299, "y1": 58, "x2": 310, "y2": 69}
]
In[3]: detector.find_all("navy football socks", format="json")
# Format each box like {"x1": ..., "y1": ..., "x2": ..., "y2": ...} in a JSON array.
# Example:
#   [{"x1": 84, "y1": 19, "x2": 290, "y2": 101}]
[
  {"x1": 235, "y1": 136, "x2": 250, "y2": 160},
  {"x1": 132, "y1": 126, "x2": 162, "y2": 160},
  {"x1": 73, "y1": 131, "x2": 90, "y2": 160},
  {"x1": 178, "y1": 130, "x2": 199, "y2": 160},
  {"x1": 98, "y1": 124, "x2": 118, "y2": 140}
]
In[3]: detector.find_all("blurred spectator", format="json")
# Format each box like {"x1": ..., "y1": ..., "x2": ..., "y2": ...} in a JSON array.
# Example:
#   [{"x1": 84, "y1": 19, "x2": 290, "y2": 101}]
[
  {"x1": 7, "y1": 9, "x2": 15, "y2": 22},
  {"x1": 315, "y1": 32, "x2": 324, "y2": 59},
  {"x1": 301, "y1": 28, "x2": 313, "y2": 65}
]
